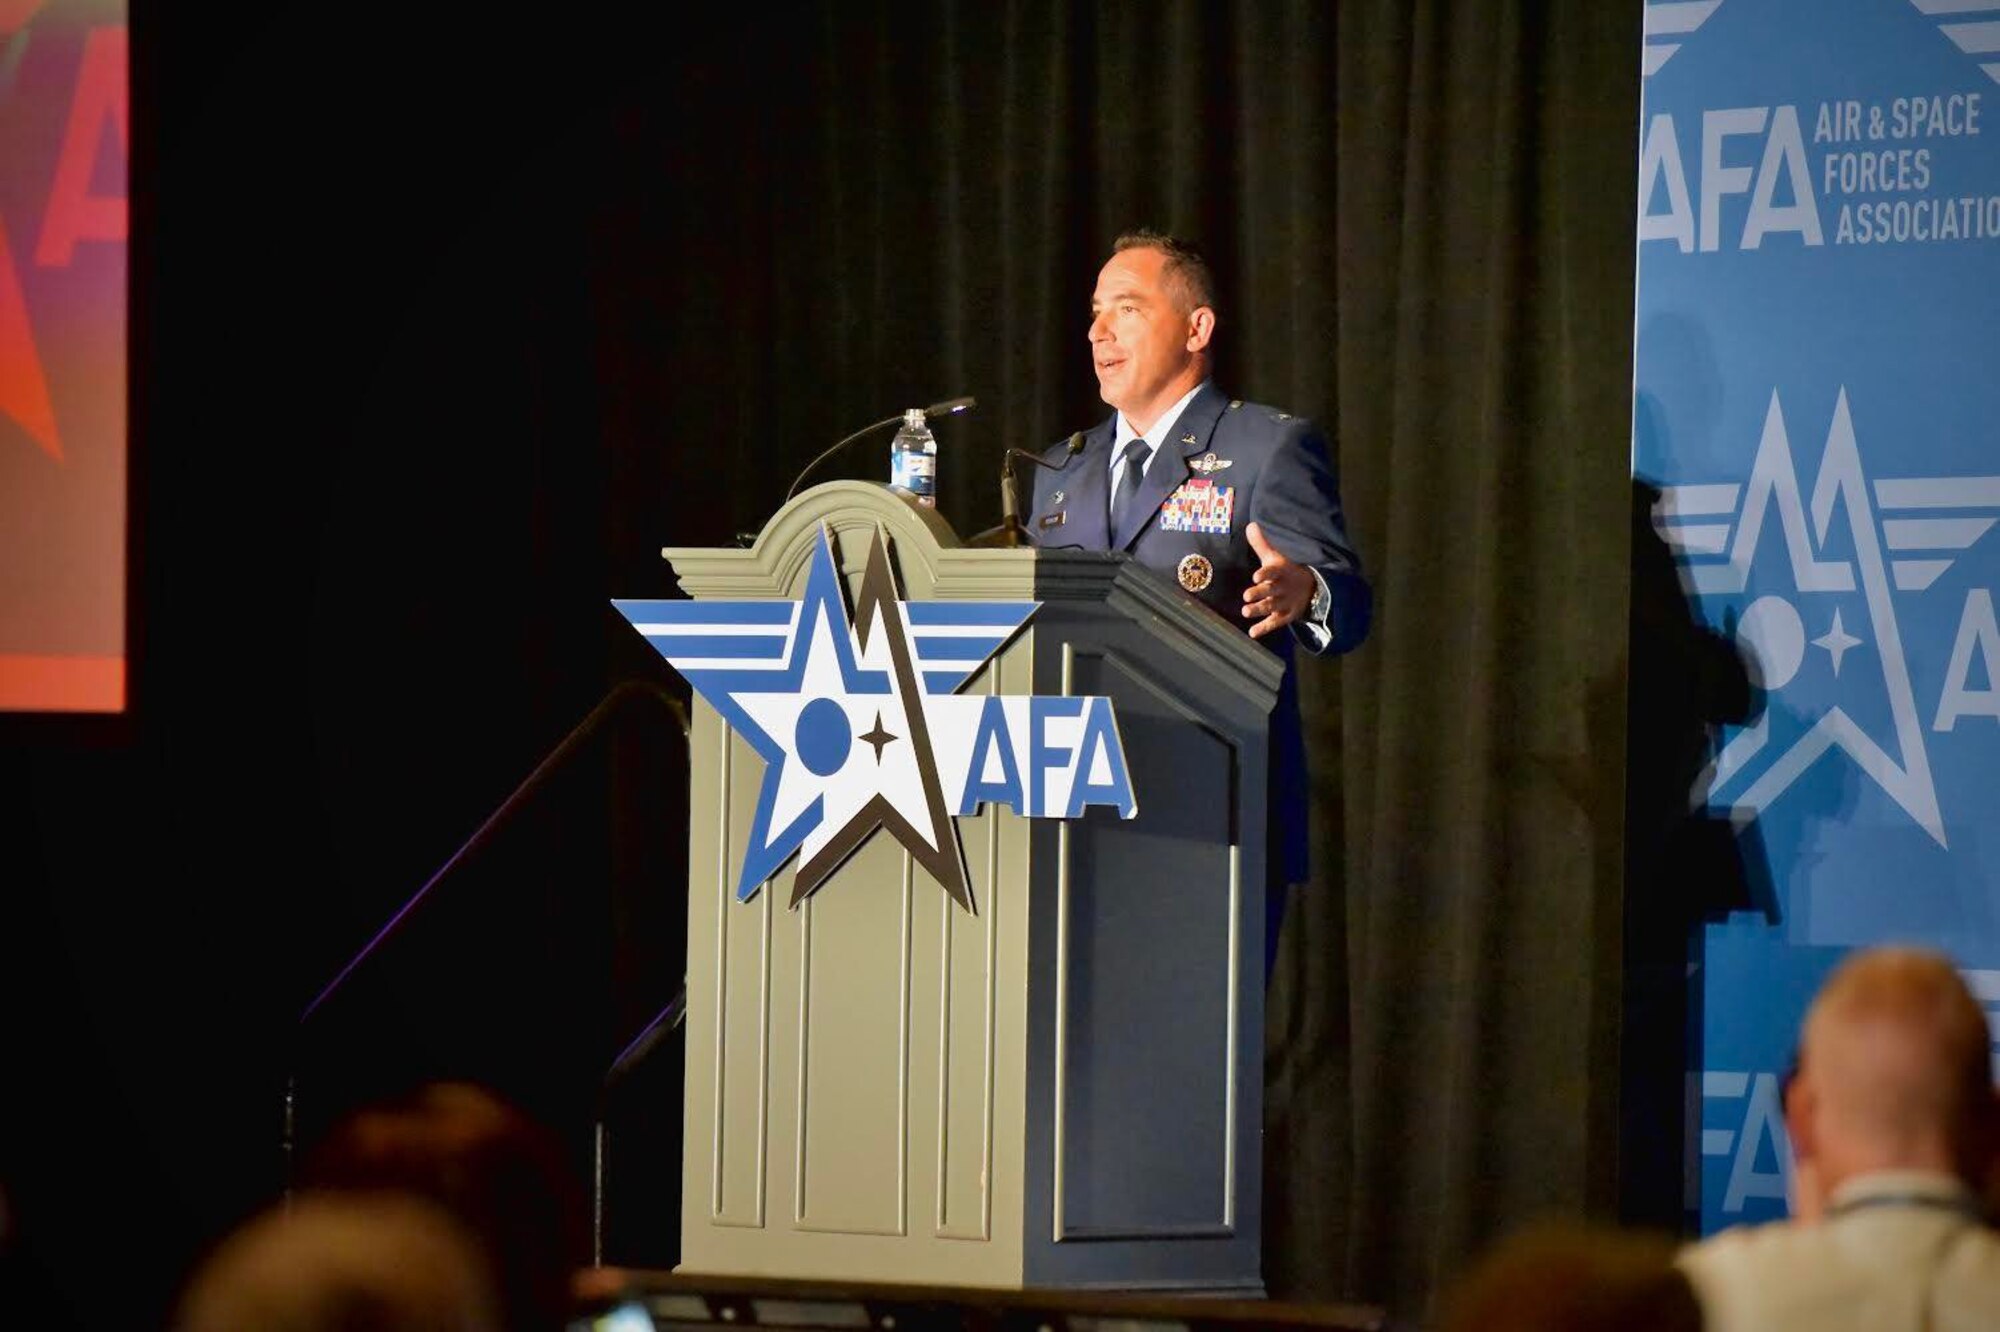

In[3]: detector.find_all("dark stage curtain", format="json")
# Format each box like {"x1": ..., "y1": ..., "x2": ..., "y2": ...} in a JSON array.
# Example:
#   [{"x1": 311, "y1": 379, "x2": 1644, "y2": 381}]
[
  {"x1": 5, "y1": 1, "x2": 1640, "y2": 1325},
  {"x1": 1282, "y1": 1, "x2": 1644, "y2": 1312}
]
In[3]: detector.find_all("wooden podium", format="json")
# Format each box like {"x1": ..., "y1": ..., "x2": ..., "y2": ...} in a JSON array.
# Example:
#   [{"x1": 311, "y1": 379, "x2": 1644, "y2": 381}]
[{"x1": 657, "y1": 481, "x2": 1280, "y2": 1292}]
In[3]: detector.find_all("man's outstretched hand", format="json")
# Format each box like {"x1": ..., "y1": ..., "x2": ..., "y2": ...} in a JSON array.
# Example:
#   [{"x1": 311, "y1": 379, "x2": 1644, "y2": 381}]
[{"x1": 1242, "y1": 521, "x2": 1315, "y2": 640}]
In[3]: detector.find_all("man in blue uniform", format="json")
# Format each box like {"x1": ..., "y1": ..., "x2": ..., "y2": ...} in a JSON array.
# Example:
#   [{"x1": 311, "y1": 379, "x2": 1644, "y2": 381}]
[{"x1": 1027, "y1": 231, "x2": 1370, "y2": 964}]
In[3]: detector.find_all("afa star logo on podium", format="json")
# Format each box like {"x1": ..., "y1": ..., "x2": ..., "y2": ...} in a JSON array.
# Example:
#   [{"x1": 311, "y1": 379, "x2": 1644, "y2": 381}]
[{"x1": 614, "y1": 526, "x2": 1137, "y2": 913}]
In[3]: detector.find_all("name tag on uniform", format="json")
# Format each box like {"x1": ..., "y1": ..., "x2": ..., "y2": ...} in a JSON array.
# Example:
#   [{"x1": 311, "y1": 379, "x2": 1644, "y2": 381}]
[{"x1": 1160, "y1": 479, "x2": 1234, "y2": 535}]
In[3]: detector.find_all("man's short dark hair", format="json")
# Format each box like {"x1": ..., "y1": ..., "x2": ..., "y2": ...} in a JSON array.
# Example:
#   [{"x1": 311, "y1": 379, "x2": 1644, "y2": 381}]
[{"x1": 1113, "y1": 229, "x2": 1216, "y2": 316}]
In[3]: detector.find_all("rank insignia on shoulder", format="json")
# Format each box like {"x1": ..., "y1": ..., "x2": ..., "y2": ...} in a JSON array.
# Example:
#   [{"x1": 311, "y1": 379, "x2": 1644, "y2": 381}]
[
  {"x1": 1269, "y1": 411, "x2": 1293, "y2": 422},
  {"x1": 1189, "y1": 452, "x2": 1233, "y2": 474},
  {"x1": 1177, "y1": 553, "x2": 1214, "y2": 593},
  {"x1": 1039, "y1": 512, "x2": 1066, "y2": 529},
  {"x1": 1228, "y1": 399, "x2": 1243, "y2": 410}
]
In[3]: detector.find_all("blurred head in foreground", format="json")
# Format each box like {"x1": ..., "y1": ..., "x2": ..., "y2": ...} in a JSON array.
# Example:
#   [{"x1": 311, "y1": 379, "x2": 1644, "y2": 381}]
[
  {"x1": 1438, "y1": 1223, "x2": 1702, "y2": 1332},
  {"x1": 175, "y1": 1194, "x2": 501, "y2": 1332},
  {"x1": 299, "y1": 1081, "x2": 587, "y2": 1332}
]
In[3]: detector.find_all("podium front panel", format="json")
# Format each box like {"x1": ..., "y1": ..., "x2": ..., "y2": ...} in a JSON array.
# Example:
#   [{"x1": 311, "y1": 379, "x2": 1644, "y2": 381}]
[
  {"x1": 664, "y1": 484, "x2": 1277, "y2": 1291},
  {"x1": 1054, "y1": 646, "x2": 1241, "y2": 1239}
]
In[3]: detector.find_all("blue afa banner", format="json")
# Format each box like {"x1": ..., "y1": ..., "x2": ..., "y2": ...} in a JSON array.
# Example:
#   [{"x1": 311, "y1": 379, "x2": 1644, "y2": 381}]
[{"x1": 1633, "y1": 0, "x2": 2000, "y2": 1233}]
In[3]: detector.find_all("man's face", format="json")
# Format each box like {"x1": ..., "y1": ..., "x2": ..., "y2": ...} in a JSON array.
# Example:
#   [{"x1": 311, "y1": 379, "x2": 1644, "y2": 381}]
[{"x1": 1088, "y1": 246, "x2": 1211, "y2": 430}]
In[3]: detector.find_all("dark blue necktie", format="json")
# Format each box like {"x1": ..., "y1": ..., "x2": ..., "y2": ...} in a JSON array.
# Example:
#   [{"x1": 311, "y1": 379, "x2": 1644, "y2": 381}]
[{"x1": 1110, "y1": 437, "x2": 1149, "y2": 536}]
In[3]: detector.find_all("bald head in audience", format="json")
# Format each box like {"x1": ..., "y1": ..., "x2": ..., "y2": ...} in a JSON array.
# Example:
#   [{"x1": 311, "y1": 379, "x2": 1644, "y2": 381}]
[
  {"x1": 1679, "y1": 945, "x2": 2000, "y2": 1332},
  {"x1": 1786, "y1": 945, "x2": 1997, "y2": 1218}
]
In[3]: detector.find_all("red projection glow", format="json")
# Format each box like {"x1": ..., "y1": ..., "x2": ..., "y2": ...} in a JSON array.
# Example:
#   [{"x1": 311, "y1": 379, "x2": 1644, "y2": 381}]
[{"x1": 0, "y1": 4, "x2": 128, "y2": 713}]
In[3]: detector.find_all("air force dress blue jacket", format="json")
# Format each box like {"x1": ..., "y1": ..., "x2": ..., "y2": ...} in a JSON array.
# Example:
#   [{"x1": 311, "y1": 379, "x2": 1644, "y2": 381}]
[{"x1": 1027, "y1": 382, "x2": 1371, "y2": 884}]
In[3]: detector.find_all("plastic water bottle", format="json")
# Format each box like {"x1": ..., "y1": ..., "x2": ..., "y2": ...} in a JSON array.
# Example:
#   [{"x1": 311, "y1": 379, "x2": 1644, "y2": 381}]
[{"x1": 889, "y1": 408, "x2": 937, "y2": 507}]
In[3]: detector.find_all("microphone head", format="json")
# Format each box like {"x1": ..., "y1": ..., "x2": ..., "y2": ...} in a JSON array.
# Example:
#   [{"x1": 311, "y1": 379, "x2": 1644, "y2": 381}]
[
  {"x1": 1065, "y1": 430, "x2": 1086, "y2": 455},
  {"x1": 923, "y1": 395, "x2": 976, "y2": 418}
]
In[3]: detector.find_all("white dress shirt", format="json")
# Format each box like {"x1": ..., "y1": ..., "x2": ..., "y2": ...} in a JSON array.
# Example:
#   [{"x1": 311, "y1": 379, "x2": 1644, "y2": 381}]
[{"x1": 1108, "y1": 380, "x2": 1209, "y2": 486}]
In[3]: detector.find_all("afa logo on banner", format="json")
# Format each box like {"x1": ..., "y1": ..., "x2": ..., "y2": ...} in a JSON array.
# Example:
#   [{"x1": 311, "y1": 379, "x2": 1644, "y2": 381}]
[
  {"x1": 614, "y1": 526, "x2": 1136, "y2": 914},
  {"x1": 1635, "y1": 0, "x2": 2000, "y2": 1231}
]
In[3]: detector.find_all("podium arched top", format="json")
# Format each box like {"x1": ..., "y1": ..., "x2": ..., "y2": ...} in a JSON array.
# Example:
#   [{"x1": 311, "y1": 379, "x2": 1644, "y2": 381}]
[
  {"x1": 664, "y1": 481, "x2": 993, "y2": 601},
  {"x1": 659, "y1": 479, "x2": 1279, "y2": 705}
]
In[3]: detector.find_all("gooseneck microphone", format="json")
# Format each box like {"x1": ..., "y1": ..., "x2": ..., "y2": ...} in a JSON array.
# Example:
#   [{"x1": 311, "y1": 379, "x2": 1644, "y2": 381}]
[
  {"x1": 782, "y1": 396, "x2": 977, "y2": 505},
  {"x1": 968, "y1": 431, "x2": 1088, "y2": 548},
  {"x1": 1003, "y1": 430, "x2": 1088, "y2": 476}
]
